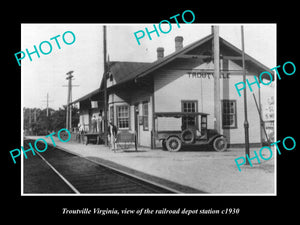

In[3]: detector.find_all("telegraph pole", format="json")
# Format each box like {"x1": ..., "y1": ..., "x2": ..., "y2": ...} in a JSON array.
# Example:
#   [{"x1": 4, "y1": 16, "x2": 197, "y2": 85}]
[
  {"x1": 65, "y1": 71, "x2": 78, "y2": 131},
  {"x1": 213, "y1": 25, "x2": 221, "y2": 133},
  {"x1": 42, "y1": 93, "x2": 53, "y2": 117},
  {"x1": 47, "y1": 93, "x2": 49, "y2": 117},
  {"x1": 28, "y1": 108, "x2": 32, "y2": 135},
  {"x1": 42, "y1": 92, "x2": 53, "y2": 133},
  {"x1": 103, "y1": 25, "x2": 108, "y2": 146},
  {"x1": 69, "y1": 77, "x2": 73, "y2": 130},
  {"x1": 241, "y1": 26, "x2": 250, "y2": 163},
  {"x1": 63, "y1": 71, "x2": 79, "y2": 131},
  {"x1": 29, "y1": 108, "x2": 32, "y2": 124},
  {"x1": 66, "y1": 71, "x2": 73, "y2": 130}
]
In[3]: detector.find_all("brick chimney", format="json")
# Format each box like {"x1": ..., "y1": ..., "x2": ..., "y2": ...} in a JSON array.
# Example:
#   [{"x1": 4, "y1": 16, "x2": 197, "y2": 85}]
[
  {"x1": 175, "y1": 36, "x2": 183, "y2": 51},
  {"x1": 157, "y1": 47, "x2": 164, "y2": 59}
]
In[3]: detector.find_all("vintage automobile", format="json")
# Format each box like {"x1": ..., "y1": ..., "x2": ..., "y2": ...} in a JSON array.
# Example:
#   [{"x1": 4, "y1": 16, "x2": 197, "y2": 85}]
[{"x1": 154, "y1": 112, "x2": 227, "y2": 152}]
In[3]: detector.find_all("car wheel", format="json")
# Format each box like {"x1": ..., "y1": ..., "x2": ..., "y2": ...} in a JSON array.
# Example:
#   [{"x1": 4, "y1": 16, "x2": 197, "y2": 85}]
[
  {"x1": 166, "y1": 136, "x2": 182, "y2": 152},
  {"x1": 213, "y1": 136, "x2": 227, "y2": 152}
]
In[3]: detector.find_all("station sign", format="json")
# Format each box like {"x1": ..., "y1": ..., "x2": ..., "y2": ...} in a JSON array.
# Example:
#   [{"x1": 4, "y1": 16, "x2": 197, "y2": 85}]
[{"x1": 187, "y1": 71, "x2": 230, "y2": 79}]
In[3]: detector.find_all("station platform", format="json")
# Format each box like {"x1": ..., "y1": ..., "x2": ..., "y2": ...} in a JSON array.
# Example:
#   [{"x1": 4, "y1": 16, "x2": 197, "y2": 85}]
[{"x1": 25, "y1": 135, "x2": 275, "y2": 194}]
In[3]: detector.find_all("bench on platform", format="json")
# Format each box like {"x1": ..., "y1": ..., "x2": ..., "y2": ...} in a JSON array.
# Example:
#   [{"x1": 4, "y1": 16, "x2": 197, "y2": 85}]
[{"x1": 115, "y1": 131, "x2": 137, "y2": 151}]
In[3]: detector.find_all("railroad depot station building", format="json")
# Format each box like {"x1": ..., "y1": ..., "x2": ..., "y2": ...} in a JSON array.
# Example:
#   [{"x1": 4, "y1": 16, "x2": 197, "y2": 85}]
[{"x1": 71, "y1": 33, "x2": 274, "y2": 148}]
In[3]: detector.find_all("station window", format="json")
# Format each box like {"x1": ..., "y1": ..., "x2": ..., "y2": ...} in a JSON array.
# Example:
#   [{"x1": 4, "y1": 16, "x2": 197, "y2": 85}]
[
  {"x1": 116, "y1": 105, "x2": 130, "y2": 129},
  {"x1": 142, "y1": 102, "x2": 149, "y2": 131},
  {"x1": 222, "y1": 100, "x2": 237, "y2": 129},
  {"x1": 181, "y1": 100, "x2": 198, "y2": 129}
]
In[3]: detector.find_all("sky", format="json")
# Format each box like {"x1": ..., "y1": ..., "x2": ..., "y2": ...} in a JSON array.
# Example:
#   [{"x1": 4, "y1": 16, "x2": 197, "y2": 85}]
[{"x1": 21, "y1": 23, "x2": 276, "y2": 110}]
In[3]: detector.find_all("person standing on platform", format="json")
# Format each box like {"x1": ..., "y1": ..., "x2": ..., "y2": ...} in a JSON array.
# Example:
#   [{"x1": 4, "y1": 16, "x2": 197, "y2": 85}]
[
  {"x1": 92, "y1": 115, "x2": 97, "y2": 133},
  {"x1": 108, "y1": 120, "x2": 118, "y2": 151},
  {"x1": 97, "y1": 113, "x2": 102, "y2": 133},
  {"x1": 78, "y1": 123, "x2": 84, "y2": 143}
]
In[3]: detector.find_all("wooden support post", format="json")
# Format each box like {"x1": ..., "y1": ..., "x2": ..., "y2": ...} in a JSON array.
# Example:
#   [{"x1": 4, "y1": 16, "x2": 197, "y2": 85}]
[
  {"x1": 103, "y1": 25, "x2": 108, "y2": 146},
  {"x1": 213, "y1": 26, "x2": 221, "y2": 133},
  {"x1": 151, "y1": 94, "x2": 156, "y2": 149},
  {"x1": 241, "y1": 26, "x2": 250, "y2": 163}
]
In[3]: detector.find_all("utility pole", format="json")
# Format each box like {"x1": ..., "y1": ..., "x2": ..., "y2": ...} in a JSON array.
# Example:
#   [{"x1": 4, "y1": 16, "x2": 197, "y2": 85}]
[
  {"x1": 103, "y1": 25, "x2": 108, "y2": 146},
  {"x1": 64, "y1": 71, "x2": 79, "y2": 131},
  {"x1": 42, "y1": 92, "x2": 53, "y2": 133},
  {"x1": 29, "y1": 108, "x2": 32, "y2": 124},
  {"x1": 28, "y1": 108, "x2": 32, "y2": 135},
  {"x1": 213, "y1": 25, "x2": 221, "y2": 133},
  {"x1": 34, "y1": 109, "x2": 37, "y2": 135},
  {"x1": 34, "y1": 108, "x2": 37, "y2": 122},
  {"x1": 69, "y1": 77, "x2": 72, "y2": 130},
  {"x1": 66, "y1": 71, "x2": 73, "y2": 130},
  {"x1": 46, "y1": 93, "x2": 49, "y2": 117},
  {"x1": 241, "y1": 26, "x2": 250, "y2": 163},
  {"x1": 42, "y1": 93, "x2": 53, "y2": 117}
]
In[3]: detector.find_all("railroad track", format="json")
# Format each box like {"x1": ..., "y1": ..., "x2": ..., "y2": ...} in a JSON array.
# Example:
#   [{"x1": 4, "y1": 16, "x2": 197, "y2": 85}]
[{"x1": 23, "y1": 139, "x2": 179, "y2": 194}]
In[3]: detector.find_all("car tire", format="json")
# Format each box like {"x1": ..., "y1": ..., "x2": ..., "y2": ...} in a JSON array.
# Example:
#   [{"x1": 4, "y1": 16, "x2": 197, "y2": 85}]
[
  {"x1": 166, "y1": 136, "x2": 182, "y2": 152},
  {"x1": 213, "y1": 136, "x2": 228, "y2": 152}
]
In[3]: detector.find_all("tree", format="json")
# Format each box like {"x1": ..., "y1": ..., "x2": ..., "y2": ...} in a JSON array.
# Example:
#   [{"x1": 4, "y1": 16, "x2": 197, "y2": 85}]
[
  {"x1": 47, "y1": 105, "x2": 79, "y2": 132},
  {"x1": 23, "y1": 105, "x2": 79, "y2": 135}
]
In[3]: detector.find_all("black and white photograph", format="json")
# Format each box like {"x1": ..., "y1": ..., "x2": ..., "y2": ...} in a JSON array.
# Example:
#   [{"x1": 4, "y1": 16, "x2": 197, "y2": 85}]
[
  {"x1": 4, "y1": 5, "x2": 298, "y2": 220},
  {"x1": 21, "y1": 24, "x2": 276, "y2": 195}
]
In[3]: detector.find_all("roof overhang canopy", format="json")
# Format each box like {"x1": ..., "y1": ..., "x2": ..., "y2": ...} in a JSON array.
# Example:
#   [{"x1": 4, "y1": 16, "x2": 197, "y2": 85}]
[
  {"x1": 70, "y1": 88, "x2": 102, "y2": 105},
  {"x1": 154, "y1": 112, "x2": 209, "y2": 118}
]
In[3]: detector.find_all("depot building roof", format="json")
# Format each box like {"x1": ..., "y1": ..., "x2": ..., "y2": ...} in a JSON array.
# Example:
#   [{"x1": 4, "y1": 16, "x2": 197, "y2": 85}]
[{"x1": 71, "y1": 33, "x2": 273, "y2": 105}]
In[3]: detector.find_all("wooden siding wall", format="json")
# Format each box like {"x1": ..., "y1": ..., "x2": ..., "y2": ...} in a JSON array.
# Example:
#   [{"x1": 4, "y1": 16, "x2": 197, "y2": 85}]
[
  {"x1": 130, "y1": 87, "x2": 153, "y2": 147},
  {"x1": 154, "y1": 59, "x2": 262, "y2": 145},
  {"x1": 79, "y1": 109, "x2": 90, "y2": 132},
  {"x1": 108, "y1": 86, "x2": 153, "y2": 147}
]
